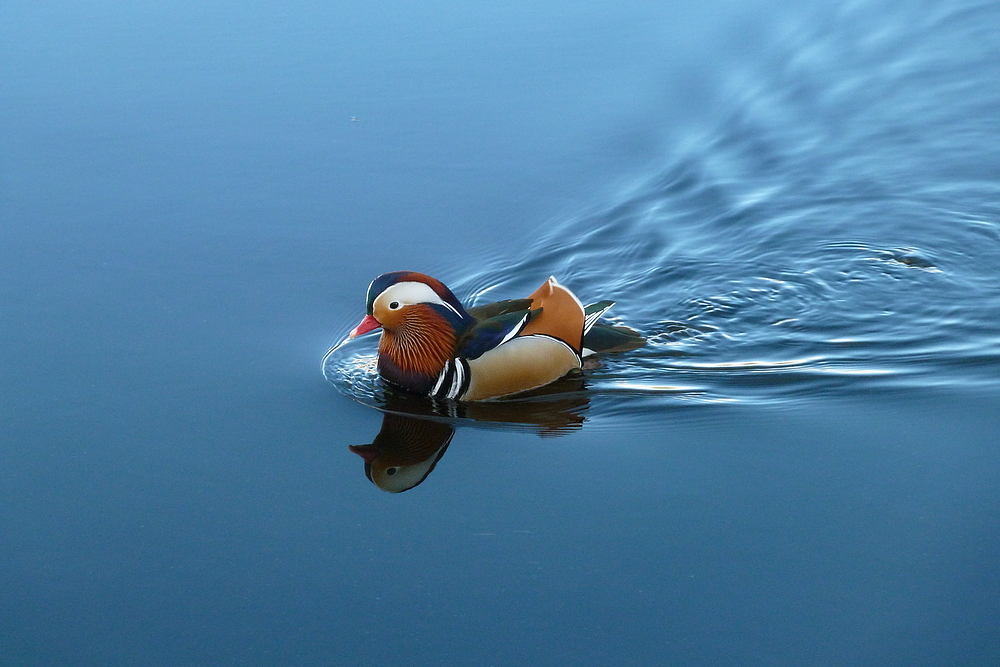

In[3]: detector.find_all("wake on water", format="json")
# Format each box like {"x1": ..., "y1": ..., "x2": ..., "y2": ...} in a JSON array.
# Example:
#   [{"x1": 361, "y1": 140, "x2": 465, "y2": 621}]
[{"x1": 325, "y1": 0, "x2": 1000, "y2": 424}]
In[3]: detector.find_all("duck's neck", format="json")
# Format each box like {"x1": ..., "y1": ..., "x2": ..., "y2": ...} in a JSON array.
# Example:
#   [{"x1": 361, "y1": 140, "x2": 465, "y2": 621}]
[{"x1": 378, "y1": 306, "x2": 459, "y2": 393}]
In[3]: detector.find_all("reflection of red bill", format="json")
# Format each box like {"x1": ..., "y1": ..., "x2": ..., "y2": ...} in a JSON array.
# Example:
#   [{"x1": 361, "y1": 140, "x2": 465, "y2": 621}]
[
  {"x1": 349, "y1": 314, "x2": 381, "y2": 339},
  {"x1": 349, "y1": 444, "x2": 379, "y2": 463}
]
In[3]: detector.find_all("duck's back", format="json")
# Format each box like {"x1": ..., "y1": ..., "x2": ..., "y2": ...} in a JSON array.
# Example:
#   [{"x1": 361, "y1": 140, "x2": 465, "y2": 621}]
[
  {"x1": 463, "y1": 277, "x2": 584, "y2": 400},
  {"x1": 518, "y1": 277, "x2": 585, "y2": 353}
]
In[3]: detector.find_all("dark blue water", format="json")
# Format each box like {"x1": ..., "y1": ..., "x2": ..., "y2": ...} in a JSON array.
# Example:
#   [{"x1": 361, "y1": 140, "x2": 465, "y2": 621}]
[{"x1": 3, "y1": 0, "x2": 999, "y2": 665}]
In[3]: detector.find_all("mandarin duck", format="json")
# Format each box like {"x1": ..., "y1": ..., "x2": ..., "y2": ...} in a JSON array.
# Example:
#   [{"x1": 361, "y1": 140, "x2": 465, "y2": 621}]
[{"x1": 344, "y1": 271, "x2": 644, "y2": 401}]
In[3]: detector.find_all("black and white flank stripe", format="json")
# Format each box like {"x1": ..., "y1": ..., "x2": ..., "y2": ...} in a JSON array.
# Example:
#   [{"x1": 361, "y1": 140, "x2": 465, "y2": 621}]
[{"x1": 430, "y1": 358, "x2": 472, "y2": 400}]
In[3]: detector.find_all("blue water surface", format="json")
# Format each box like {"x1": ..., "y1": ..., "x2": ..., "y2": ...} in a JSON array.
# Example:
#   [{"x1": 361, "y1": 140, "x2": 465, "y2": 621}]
[{"x1": 2, "y1": 0, "x2": 999, "y2": 665}]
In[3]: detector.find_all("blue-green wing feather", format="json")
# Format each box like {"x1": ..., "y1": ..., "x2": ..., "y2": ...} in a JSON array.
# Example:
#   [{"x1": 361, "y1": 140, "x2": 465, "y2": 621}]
[
  {"x1": 466, "y1": 298, "x2": 533, "y2": 320},
  {"x1": 456, "y1": 308, "x2": 539, "y2": 360}
]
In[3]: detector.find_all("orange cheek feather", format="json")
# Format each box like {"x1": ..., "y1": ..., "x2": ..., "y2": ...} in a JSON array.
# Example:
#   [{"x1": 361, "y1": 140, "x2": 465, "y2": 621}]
[{"x1": 377, "y1": 305, "x2": 455, "y2": 378}]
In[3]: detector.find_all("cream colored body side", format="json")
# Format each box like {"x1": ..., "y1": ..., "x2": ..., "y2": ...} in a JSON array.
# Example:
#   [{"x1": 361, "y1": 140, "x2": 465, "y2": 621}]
[{"x1": 464, "y1": 335, "x2": 581, "y2": 401}]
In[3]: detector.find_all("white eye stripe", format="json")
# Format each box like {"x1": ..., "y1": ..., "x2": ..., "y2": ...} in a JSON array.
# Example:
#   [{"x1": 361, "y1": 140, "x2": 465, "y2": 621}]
[{"x1": 376, "y1": 281, "x2": 460, "y2": 315}]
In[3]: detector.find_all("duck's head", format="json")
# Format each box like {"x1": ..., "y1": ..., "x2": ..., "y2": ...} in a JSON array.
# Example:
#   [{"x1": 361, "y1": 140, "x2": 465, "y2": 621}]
[
  {"x1": 349, "y1": 271, "x2": 469, "y2": 338},
  {"x1": 350, "y1": 271, "x2": 474, "y2": 393}
]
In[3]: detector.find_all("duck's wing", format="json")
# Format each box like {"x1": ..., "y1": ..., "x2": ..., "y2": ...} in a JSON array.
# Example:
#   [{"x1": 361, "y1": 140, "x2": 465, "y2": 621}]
[
  {"x1": 456, "y1": 307, "x2": 541, "y2": 360},
  {"x1": 466, "y1": 298, "x2": 533, "y2": 320},
  {"x1": 580, "y1": 300, "x2": 645, "y2": 355},
  {"x1": 583, "y1": 300, "x2": 615, "y2": 334},
  {"x1": 582, "y1": 324, "x2": 646, "y2": 355}
]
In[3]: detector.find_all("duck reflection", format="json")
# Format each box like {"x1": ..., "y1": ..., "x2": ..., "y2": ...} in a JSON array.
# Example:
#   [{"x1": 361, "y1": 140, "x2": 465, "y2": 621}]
[
  {"x1": 351, "y1": 414, "x2": 455, "y2": 493},
  {"x1": 349, "y1": 376, "x2": 591, "y2": 492}
]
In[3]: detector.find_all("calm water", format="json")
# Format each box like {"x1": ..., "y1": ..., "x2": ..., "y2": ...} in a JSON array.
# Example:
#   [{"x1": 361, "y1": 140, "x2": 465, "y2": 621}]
[{"x1": 3, "y1": 0, "x2": 999, "y2": 665}]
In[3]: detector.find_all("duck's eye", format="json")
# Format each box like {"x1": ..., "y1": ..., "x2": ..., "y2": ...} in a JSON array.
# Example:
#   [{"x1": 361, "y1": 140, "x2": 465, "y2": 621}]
[
  {"x1": 389, "y1": 301, "x2": 400, "y2": 310},
  {"x1": 386, "y1": 467, "x2": 398, "y2": 476}
]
